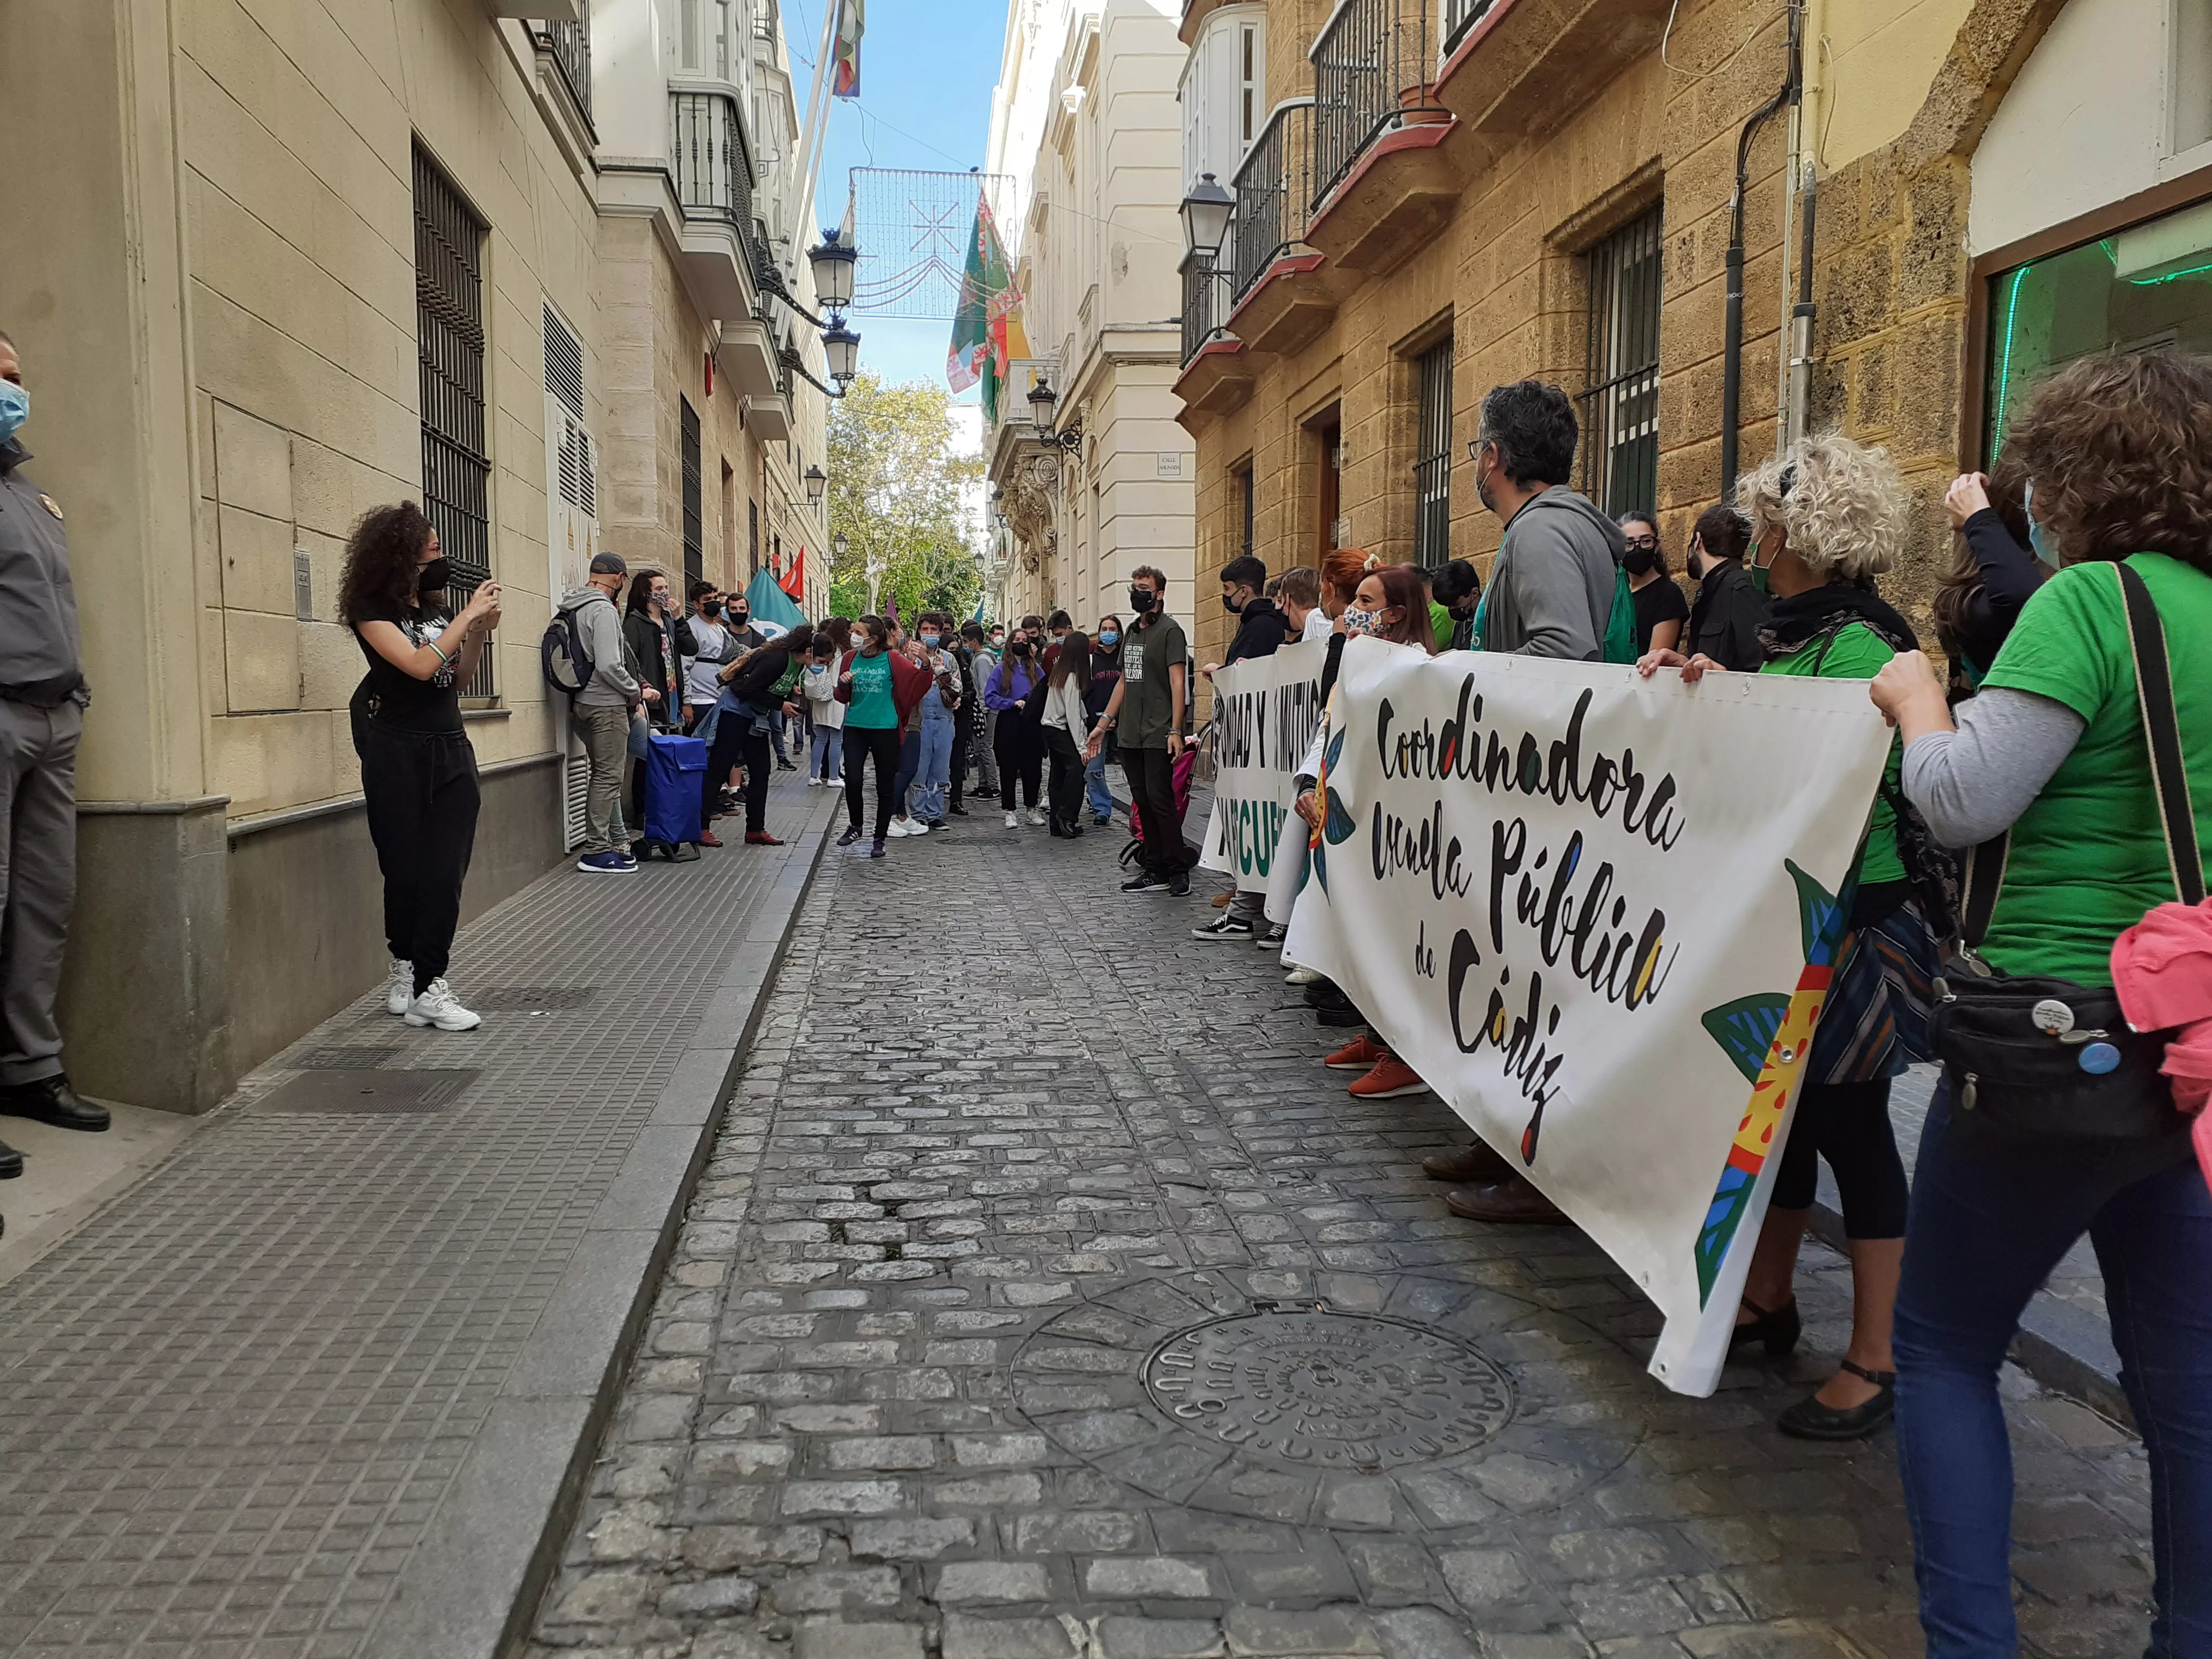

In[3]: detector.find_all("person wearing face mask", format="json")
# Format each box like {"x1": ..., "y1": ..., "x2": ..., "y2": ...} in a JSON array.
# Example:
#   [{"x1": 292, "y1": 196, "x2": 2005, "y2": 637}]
[
  {"x1": 1931, "y1": 458, "x2": 2044, "y2": 700},
  {"x1": 0, "y1": 329, "x2": 111, "y2": 1154},
  {"x1": 1082, "y1": 615, "x2": 1124, "y2": 826},
  {"x1": 986, "y1": 629, "x2": 1047, "y2": 828},
  {"x1": 1468, "y1": 380, "x2": 1632, "y2": 662},
  {"x1": 1042, "y1": 609, "x2": 1073, "y2": 675},
  {"x1": 905, "y1": 612, "x2": 962, "y2": 831},
  {"x1": 622, "y1": 569, "x2": 688, "y2": 854},
  {"x1": 801, "y1": 619, "x2": 849, "y2": 787},
  {"x1": 680, "y1": 582, "x2": 731, "y2": 739},
  {"x1": 1427, "y1": 560, "x2": 1482, "y2": 652},
  {"x1": 1618, "y1": 514, "x2": 1688, "y2": 656},
  {"x1": 1682, "y1": 503, "x2": 1768, "y2": 673},
  {"x1": 561, "y1": 551, "x2": 644, "y2": 872},
  {"x1": 963, "y1": 622, "x2": 1001, "y2": 802},
  {"x1": 1195, "y1": 556, "x2": 1291, "y2": 940},
  {"x1": 1085, "y1": 566, "x2": 1191, "y2": 895},
  {"x1": 341, "y1": 503, "x2": 503, "y2": 1030}
]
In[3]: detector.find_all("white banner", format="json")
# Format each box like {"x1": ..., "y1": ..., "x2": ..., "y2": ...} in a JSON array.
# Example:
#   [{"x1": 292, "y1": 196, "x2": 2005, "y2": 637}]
[
  {"x1": 1199, "y1": 640, "x2": 1327, "y2": 884},
  {"x1": 1282, "y1": 641, "x2": 1893, "y2": 1396}
]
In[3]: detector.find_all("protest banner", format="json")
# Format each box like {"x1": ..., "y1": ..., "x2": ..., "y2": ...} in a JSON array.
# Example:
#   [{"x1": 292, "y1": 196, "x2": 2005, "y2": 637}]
[
  {"x1": 1199, "y1": 640, "x2": 1327, "y2": 885},
  {"x1": 1281, "y1": 640, "x2": 1895, "y2": 1396}
]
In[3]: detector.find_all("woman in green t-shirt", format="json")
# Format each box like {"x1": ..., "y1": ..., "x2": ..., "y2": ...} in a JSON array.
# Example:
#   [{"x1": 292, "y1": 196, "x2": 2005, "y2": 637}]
[
  {"x1": 1640, "y1": 432, "x2": 1940, "y2": 1444},
  {"x1": 1869, "y1": 350, "x2": 2212, "y2": 1658}
]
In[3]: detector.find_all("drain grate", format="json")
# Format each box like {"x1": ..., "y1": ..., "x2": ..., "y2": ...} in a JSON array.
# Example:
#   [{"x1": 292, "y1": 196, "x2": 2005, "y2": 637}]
[
  {"x1": 295, "y1": 1045, "x2": 404, "y2": 1071},
  {"x1": 250, "y1": 1068, "x2": 480, "y2": 1115},
  {"x1": 465, "y1": 986, "x2": 600, "y2": 1012}
]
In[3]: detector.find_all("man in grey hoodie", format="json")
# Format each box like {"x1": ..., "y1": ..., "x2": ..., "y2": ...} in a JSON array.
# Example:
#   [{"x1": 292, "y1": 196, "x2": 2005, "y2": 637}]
[
  {"x1": 1471, "y1": 379, "x2": 1626, "y2": 661},
  {"x1": 1431, "y1": 379, "x2": 1625, "y2": 1227},
  {"x1": 559, "y1": 551, "x2": 643, "y2": 870}
]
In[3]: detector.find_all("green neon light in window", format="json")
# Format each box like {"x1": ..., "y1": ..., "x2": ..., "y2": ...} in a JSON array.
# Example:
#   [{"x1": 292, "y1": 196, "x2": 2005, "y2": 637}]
[{"x1": 1990, "y1": 263, "x2": 2031, "y2": 457}]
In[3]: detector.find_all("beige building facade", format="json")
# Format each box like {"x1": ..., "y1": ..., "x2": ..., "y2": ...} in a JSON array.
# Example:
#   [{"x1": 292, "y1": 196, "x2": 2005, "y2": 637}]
[
  {"x1": 1172, "y1": 0, "x2": 2212, "y2": 670},
  {"x1": 0, "y1": 0, "x2": 832, "y2": 1111},
  {"x1": 984, "y1": 0, "x2": 1198, "y2": 632}
]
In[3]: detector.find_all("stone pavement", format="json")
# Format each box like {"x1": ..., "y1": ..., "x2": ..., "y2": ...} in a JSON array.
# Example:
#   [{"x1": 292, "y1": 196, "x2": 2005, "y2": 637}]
[
  {"x1": 527, "y1": 814, "x2": 2160, "y2": 1659},
  {"x1": 0, "y1": 771, "x2": 839, "y2": 1659}
]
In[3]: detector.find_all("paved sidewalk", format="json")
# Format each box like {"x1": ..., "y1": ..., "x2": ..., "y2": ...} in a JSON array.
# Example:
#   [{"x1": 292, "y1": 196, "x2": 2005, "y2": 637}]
[
  {"x1": 528, "y1": 816, "x2": 2158, "y2": 1659},
  {"x1": 0, "y1": 772, "x2": 838, "y2": 1659}
]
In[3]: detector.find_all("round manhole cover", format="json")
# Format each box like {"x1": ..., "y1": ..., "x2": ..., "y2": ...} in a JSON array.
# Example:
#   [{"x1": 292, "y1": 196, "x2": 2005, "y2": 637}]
[{"x1": 1144, "y1": 1309, "x2": 1513, "y2": 1470}]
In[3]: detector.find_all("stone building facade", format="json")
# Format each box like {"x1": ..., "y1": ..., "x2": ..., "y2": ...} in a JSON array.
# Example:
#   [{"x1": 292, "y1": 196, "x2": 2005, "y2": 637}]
[
  {"x1": 986, "y1": 0, "x2": 1199, "y2": 632},
  {"x1": 1172, "y1": 0, "x2": 2212, "y2": 668},
  {"x1": 0, "y1": 0, "x2": 832, "y2": 1110}
]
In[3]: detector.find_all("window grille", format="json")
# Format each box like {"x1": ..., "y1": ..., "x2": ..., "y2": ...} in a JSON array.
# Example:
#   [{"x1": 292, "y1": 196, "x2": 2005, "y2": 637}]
[
  {"x1": 1239, "y1": 465, "x2": 1254, "y2": 562},
  {"x1": 1413, "y1": 335, "x2": 1453, "y2": 566},
  {"x1": 749, "y1": 497, "x2": 760, "y2": 578},
  {"x1": 682, "y1": 397, "x2": 704, "y2": 585},
  {"x1": 1577, "y1": 205, "x2": 1663, "y2": 519},
  {"x1": 414, "y1": 143, "x2": 494, "y2": 696}
]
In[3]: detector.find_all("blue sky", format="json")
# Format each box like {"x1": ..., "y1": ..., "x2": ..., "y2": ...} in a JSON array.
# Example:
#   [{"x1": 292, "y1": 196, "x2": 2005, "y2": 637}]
[{"x1": 784, "y1": 0, "x2": 1007, "y2": 400}]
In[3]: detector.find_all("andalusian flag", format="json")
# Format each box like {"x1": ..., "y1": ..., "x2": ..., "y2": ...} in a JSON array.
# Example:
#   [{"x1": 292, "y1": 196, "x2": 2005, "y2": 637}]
[
  {"x1": 832, "y1": 0, "x2": 863, "y2": 98},
  {"x1": 946, "y1": 196, "x2": 1030, "y2": 422}
]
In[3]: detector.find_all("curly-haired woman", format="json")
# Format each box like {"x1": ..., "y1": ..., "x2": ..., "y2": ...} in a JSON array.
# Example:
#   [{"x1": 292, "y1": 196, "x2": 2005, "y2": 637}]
[
  {"x1": 1870, "y1": 350, "x2": 2212, "y2": 1657},
  {"x1": 1640, "y1": 431, "x2": 1940, "y2": 1440},
  {"x1": 340, "y1": 503, "x2": 500, "y2": 1032}
]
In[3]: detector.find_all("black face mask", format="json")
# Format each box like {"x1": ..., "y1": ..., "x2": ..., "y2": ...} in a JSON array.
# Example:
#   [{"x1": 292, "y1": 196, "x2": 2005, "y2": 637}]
[
  {"x1": 417, "y1": 557, "x2": 451, "y2": 594},
  {"x1": 701, "y1": 601, "x2": 723, "y2": 618},
  {"x1": 731, "y1": 610, "x2": 750, "y2": 626},
  {"x1": 1129, "y1": 586, "x2": 1156, "y2": 614},
  {"x1": 1223, "y1": 593, "x2": 1244, "y2": 615},
  {"x1": 1621, "y1": 548, "x2": 1657, "y2": 577},
  {"x1": 1010, "y1": 640, "x2": 1032, "y2": 659}
]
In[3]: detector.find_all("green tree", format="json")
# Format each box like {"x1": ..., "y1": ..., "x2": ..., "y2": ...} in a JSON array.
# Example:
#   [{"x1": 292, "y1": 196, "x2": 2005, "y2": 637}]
[{"x1": 827, "y1": 373, "x2": 984, "y2": 623}]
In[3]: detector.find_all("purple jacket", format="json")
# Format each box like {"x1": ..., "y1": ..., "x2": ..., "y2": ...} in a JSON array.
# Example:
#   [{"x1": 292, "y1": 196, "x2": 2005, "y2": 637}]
[{"x1": 984, "y1": 660, "x2": 1039, "y2": 712}]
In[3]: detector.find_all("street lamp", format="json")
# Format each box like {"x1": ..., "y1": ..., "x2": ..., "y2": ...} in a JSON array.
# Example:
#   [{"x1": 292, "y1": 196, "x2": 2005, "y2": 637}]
[
  {"x1": 808, "y1": 228, "x2": 857, "y2": 310},
  {"x1": 1180, "y1": 173, "x2": 1235, "y2": 262},
  {"x1": 1027, "y1": 377, "x2": 1082, "y2": 454},
  {"x1": 804, "y1": 464, "x2": 826, "y2": 507},
  {"x1": 833, "y1": 530, "x2": 849, "y2": 564},
  {"x1": 821, "y1": 318, "x2": 860, "y2": 384}
]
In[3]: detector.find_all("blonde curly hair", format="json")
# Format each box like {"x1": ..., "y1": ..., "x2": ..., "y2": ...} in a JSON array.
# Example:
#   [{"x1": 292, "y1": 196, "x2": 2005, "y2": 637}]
[{"x1": 1735, "y1": 431, "x2": 1912, "y2": 582}]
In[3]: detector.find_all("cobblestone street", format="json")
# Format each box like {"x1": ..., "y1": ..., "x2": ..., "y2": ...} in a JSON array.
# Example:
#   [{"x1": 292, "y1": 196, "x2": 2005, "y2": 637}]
[{"x1": 527, "y1": 821, "x2": 2159, "y2": 1659}]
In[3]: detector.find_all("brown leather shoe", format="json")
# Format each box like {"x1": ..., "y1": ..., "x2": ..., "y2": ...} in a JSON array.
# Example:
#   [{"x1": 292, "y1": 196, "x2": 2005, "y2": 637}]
[
  {"x1": 1421, "y1": 1142, "x2": 1513, "y2": 1184},
  {"x1": 1445, "y1": 1176, "x2": 1571, "y2": 1225}
]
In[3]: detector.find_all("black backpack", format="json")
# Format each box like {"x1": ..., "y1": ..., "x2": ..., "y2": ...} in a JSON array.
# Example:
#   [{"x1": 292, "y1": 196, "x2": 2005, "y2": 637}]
[{"x1": 542, "y1": 603, "x2": 596, "y2": 698}]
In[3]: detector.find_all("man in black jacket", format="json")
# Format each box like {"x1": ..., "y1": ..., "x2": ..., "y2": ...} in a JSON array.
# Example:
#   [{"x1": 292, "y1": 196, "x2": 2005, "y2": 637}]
[
  {"x1": 1193, "y1": 554, "x2": 1288, "y2": 943},
  {"x1": 1682, "y1": 503, "x2": 1768, "y2": 672}
]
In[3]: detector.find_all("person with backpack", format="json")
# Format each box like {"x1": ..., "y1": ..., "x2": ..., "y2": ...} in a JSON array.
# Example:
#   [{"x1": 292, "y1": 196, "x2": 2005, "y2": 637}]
[
  {"x1": 1869, "y1": 352, "x2": 2212, "y2": 1656},
  {"x1": 1469, "y1": 379, "x2": 1633, "y2": 663},
  {"x1": 555, "y1": 551, "x2": 643, "y2": 874},
  {"x1": 1641, "y1": 431, "x2": 1940, "y2": 1441}
]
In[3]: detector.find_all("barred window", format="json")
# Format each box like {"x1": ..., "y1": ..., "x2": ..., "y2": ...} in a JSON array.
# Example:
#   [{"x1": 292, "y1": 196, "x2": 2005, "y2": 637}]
[
  {"x1": 1413, "y1": 335, "x2": 1453, "y2": 567},
  {"x1": 1577, "y1": 205, "x2": 1663, "y2": 519},
  {"x1": 682, "y1": 396, "x2": 703, "y2": 585},
  {"x1": 1235, "y1": 461, "x2": 1254, "y2": 562},
  {"x1": 414, "y1": 143, "x2": 493, "y2": 694}
]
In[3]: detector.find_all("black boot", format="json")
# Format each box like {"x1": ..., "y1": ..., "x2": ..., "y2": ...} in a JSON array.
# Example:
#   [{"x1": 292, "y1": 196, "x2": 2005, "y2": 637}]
[
  {"x1": 0, "y1": 1139, "x2": 22, "y2": 1179},
  {"x1": 0, "y1": 1075, "x2": 109, "y2": 1132}
]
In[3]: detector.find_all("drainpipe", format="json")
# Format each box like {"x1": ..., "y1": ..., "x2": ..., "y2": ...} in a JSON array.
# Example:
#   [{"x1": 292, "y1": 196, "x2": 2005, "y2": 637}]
[
  {"x1": 1785, "y1": 166, "x2": 1818, "y2": 450},
  {"x1": 1720, "y1": 0, "x2": 1804, "y2": 500}
]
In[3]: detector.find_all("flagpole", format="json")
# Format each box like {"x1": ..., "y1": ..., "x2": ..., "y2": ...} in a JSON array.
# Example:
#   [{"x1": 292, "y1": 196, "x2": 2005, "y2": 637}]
[{"x1": 793, "y1": 0, "x2": 841, "y2": 246}]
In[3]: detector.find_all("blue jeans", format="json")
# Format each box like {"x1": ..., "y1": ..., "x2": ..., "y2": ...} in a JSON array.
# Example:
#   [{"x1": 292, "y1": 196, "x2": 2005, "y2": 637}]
[
  {"x1": 1895, "y1": 1082, "x2": 2212, "y2": 1657},
  {"x1": 1084, "y1": 747, "x2": 1114, "y2": 820},
  {"x1": 811, "y1": 723, "x2": 843, "y2": 782},
  {"x1": 912, "y1": 713, "x2": 954, "y2": 822},
  {"x1": 769, "y1": 708, "x2": 790, "y2": 765}
]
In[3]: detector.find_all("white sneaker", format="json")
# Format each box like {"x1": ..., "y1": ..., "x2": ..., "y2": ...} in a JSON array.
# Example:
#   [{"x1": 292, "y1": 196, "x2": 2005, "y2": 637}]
[
  {"x1": 890, "y1": 817, "x2": 922, "y2": 838},
  {"x1": 403, "y1": 977, "x2": 481, "y2": 1032},
  {"x1": 1286, "y1": 965, "x2": 1320, "y2": 985},
  {"x1": 1004, "y1": 811, "x2": 1020, "y2": 829},
  {"x1": 1026, "y1": 809, "x2": 1048, "y2": 827},
  {"x1": 386, "y1": 959, "x2": 414, "y2": 1015},
  {"x1": 805, "y1": 775, "x2": 822, "y2": 788}
]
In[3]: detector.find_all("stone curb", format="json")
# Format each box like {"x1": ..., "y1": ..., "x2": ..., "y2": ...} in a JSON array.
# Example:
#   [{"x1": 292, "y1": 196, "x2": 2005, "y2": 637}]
[{"x1": 358, "y1": 789, "x2": 841, "y2": 1659}]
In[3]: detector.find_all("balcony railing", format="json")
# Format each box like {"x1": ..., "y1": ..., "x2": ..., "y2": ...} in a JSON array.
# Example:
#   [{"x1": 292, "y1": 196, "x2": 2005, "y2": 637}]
[
  {"x1": 533, "y1": 7, "x2": 592, "y2": 123},
  {"x1": 671, "y1": 89, "x2": 756, "y2": 239},
  {"x1": 1310, "y1": 0, "x2": 1443, "y2": 210},
  {"x1": 1230, "y1": 98, "x2": 1315, "y2": 301},
  {"x1": 1180, "y1": 253, "x2": 1235, "y2": 367},
  {"x1": 1440, "y1": 0, "x2": 1497, "y2": 57}
]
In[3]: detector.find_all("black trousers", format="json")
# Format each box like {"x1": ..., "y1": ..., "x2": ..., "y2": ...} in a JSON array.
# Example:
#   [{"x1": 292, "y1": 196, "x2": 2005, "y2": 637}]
[
  {"x1": 950, "y1": 709, "x2": 976, "y2": 810},
  {"x1": 1772, "y1": 1077, "x2": 1908, "y2": 1240},
  {"x1": 843, "y1": 723, "x2": 903, "y2": 840},
  {"x1": 1122, "y1": 746, "x2": 1190, "y2": 875},
  {"x1": 355, "y1": 718, "x2": 480, "y2": 994},
  {"x1": 995, "y1": 717, "x2": 1041, "y2": 810},
  {"x1": 1043, "y1": 727, "x2": 1086, "y2": 829},
  {"x1": 706, "y1": 717, "x2": 773, "y2": 835}
]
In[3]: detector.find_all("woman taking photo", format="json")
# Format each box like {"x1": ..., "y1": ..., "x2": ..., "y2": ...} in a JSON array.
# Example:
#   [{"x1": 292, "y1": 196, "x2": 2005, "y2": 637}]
[
  {"x1": 1041, "y1": 630, "x2": 1095, "y2": 836},
  {"x1": 1931, "y1": 455, "x2": 2043, "y2": 701},
  {"x1": 341, "y1": 503, "x2": 500, "y2": 1033},
  {"x1": 1639, "y1": 431, "x2": 1938, "y2": 1441},
  {"x1": 1871, "y1": 350, "x2": 2212, "y2": 1658}
]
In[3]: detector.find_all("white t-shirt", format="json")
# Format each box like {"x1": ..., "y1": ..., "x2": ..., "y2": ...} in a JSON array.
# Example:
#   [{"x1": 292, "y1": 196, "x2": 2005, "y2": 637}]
[
  {"x1": 1300, "y1": 609, "x2": 1333, "y2": 643},
  {"x1": 685, "y1": 617, "x2": 729, "y2": 705}
]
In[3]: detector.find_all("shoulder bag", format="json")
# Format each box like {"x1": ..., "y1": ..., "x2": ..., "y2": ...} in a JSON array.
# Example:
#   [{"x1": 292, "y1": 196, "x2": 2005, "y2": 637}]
[{"x1": 1932, "y1": 562, "x2": 2203, "y2": 1142}]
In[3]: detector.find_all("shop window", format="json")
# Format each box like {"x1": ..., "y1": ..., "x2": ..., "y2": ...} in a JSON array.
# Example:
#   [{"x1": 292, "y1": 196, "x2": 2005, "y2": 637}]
[
  {"x1": 1413, "y1": 335, "x2": 1454, "y2": 567},
  {"x1": 413, "y1": 143, "x2": 493, "y2": 696},
  {"x1": 1983, "y1": 196, "x2": 2212, "y2": 456},
  {"x1": 1577, "y1": 205, "x2": 1663, "y2": 519}
]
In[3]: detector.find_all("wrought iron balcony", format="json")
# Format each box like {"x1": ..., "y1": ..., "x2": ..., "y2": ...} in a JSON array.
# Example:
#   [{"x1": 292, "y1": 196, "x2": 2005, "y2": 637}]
[
  {"x1": 1230, "y1": 98, "x2": 1315, "y2": 301},
  {"x1": 1180, "y1": 253, "x2": 1236, "y2": 367},
  {"x1": 1310, "y1": 0, "x2": 1444, "y2": 211},
  {"x1": 671, "y1": 89, "x2": 756, "y2": 239},
  {"x1": 1441, "y1": 0, "x2": 1497, "y2": 57},
  {"x1": 533, "y1": 6, "x2": 592, "y2": 122}
]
